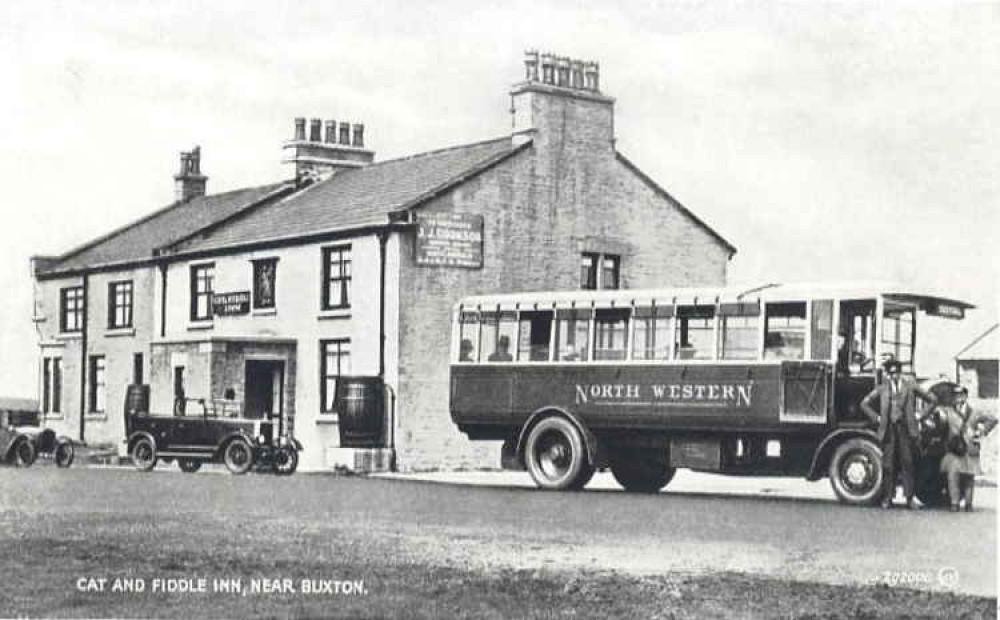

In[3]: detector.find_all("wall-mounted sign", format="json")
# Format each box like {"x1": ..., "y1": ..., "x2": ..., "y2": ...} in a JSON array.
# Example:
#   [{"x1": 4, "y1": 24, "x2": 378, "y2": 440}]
[
  {"x1": 213, "y1": 291, "x2": 250, "y2": 316},
  {"x1": 415, "y1": 212, "x2": 483, "y2": 269}
]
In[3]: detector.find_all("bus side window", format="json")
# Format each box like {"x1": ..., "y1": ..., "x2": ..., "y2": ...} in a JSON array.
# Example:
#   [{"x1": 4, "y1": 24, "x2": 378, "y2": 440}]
[
  {"x1": 632, "y1": 306, "x2": 672, "y2": 360},
  {"x1": 675, "y1": 305, "x2": 715, "y2": 360},
  {"x1": 719, "y1": 301, "x2": 760, "y2": 360},
  {"x1": 458, "y1": 311, "x2": 480, "y2": 362},
  {"x1": 482, "y1": 311, "x2": 517, "y2": 362},
  {"x1": 518, "y1": 311, "x2": 553, "y2": 361},
  {"x1": 764, "y1": 302, "x2": 806, "y2": 360},
  {"x1": 594, "y1": 308, "x2": 629, "y2": 361},
  {"x1": 555, "y1": 309, "x2": 591, "y2": 362},
  {"x1": 810, "y1": 299, "x2": 834, "y2": 361}
]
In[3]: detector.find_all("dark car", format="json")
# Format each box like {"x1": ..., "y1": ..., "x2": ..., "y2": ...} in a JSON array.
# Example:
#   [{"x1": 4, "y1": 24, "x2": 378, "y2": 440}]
[
  {"x1": 124, "y1": 394, "x2": 301, "y2": 475},
  {"x1": 0, "y1": 411, "x2": 74, "y2": 468}
]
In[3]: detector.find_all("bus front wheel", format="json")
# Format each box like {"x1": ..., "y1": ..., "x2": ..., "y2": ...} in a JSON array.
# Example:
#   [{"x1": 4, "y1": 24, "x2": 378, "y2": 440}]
[
  {"x1": 524, "y1": 416, "x2": 593, "y2": 490},
  {"x1": 828, "y1": 438, "x2": 883, "y2": 506},
  {"x1": 610, "y1": 452, "x2": 675, "y2": 493}
]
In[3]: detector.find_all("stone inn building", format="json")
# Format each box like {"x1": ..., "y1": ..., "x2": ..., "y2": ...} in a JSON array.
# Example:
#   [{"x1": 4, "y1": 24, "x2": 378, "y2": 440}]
[{"x1": 30, "y1": 52, "x2": 736, "y2": 472}]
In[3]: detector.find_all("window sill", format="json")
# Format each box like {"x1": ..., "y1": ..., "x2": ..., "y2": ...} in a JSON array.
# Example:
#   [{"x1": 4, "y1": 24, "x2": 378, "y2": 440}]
[
  {"x1": 316, "y1": 415, "x2": 341, "y2": 425},
  {"x1": 31, "y1": 315, "x2": 47, "y2": 323},
  {"x1": 187, "y1": 321, "x2": 214, "y2": 331},
  {"x1": 42, "y1": 413, "x2": 64, "y2": 421},
  {"x1": 105, "y1": 327, "x2": 136, "y2": 338},
  {"x1": 54, "y1": 332, "x2": 82, "y2": 341},
  {"x1": 252, "y1": 307, "x2": 277, "y2": 317},
  {"x1": 85, "y1": 413, "x2": 108, "y2": 421},
  {"x1": 318, "y1": 308, "x2": 351, "y2": 321}
]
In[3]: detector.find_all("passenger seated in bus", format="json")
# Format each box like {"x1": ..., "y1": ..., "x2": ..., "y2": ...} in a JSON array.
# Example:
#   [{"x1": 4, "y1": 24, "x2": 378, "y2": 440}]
[
  {"x1": 488, "y1": 335, "x2": 513, "y2": 362},
  {"x1": 459, "y1": 339, "x2": 475, "y2": 362}
]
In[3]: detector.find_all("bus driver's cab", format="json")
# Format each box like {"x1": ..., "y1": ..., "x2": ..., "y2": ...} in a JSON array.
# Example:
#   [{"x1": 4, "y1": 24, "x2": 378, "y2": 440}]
[{"x1": 835, "y1": 299, "x2": 879, "y2": 424}]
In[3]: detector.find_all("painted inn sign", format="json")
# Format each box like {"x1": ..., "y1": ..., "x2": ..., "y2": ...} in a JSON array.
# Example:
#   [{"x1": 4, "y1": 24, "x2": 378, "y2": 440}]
[
  {"x1": 415, "y1": 212, "x2": 484, "y2": 269},
  {"x1": 213, "y1": 291, "x2": 250, "y2": 316}
]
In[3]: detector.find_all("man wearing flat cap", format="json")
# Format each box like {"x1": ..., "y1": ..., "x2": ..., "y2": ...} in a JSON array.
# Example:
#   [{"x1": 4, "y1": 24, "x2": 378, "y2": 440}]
[{"x1": 861, "y1": 357, "x2": 938, "y2": 509}]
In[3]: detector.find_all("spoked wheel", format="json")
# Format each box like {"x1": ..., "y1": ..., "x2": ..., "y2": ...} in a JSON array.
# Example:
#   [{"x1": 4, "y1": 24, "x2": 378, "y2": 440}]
[
  {"x1": 14, "y1": 439, "x2": 37, "y2": 468},
  {"x1": 131, "y1": 437, "x2": 157, "y2": 472},
  {"x1": 274, "y1": 446, "x2": 299, "y2": 476},
  {"x1": 524, "y1": 416, "x2": 593, "y2": 490},
  {"x1": 178, "y1": 459, "x2": 202, "y2": 474},
  {"x1": 610, "y1": 451, "x2": 675, "y2": 493},
  {"x1": 829, "y1": 438, "x2": 883, "y2": 506},
  {"x1": 223, "y1": 439, "x2": 254, "y2": 475},
  {"x1": 54, "y1": 440, "x2": 75, "y2": 468}
]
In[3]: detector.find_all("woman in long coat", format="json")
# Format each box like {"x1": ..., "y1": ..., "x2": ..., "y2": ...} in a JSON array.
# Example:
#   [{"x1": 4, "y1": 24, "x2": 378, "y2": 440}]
[{"x1": 939, "y1": 386, "x2": 997, "y2": 511}]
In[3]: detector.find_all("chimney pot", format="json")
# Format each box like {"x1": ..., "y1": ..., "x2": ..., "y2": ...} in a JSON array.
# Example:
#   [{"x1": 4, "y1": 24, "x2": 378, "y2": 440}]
[
  {"x1": 352, "y1": 124, "x2": 364, "y2": 148},
  {"x1": 524, "y1": 49, "x2": 539, "y2": 82},
  {"x1": 540, "y1": 53, "x2": 555, "y2": 84},
  {"x1": 584, "y1": 61, "x2": 600, "y2": 91},
  {"x1": 556, "y1": 56, "x2": 570, "y2": 87},
  {"x1": 294, "y1": 117, "x2": 306, "y2": 141},
  {"x1": 309, "y1": 119, "x2": 322, "y2": 142},
  {"x1": 174, "y1": 146, "x2": 207, "y2": 201},
  {"x1": 338, "y1": 122, "x2": 351, "y2": 145},
  {"x1": 570, "y1": 59, "x2": 584, "y2": 89},
  {"x1": 325, "y1": 120, "x2": 337, "y2": 143}
]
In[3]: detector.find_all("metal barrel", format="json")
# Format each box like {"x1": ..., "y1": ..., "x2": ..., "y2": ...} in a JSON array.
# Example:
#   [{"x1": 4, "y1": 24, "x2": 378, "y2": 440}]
[{"x1": 335, "y1": 376, "x2": 385, "y2": 447}]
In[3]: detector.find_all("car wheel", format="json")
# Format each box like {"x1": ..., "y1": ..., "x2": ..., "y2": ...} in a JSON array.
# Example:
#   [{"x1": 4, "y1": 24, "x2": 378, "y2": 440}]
[
  {"x1": 524, "y1": 416, "x2": 591, "y2": 490},
  {"x1": 223, "y1": 438, "x2": 254, "y2": 475},
  {"x1": 274, "y1": 446, "x2": 299, "y2": 476},
  {"x1": 610, "y1": 451, "x2": 675, "y2": 493},
  {"x1": 178, "y1": 459, "x2": 202, "y2": 474},
  {"x1": 54, "y1": 440, "x2": 75, "y2": 468},
  {"x1": 829, "y1": 438, "x2": 883, "y2": 506},
  {"x1": 14, "y1": 439, "x2": 37, "y2": 467},
  {"x1": 131, "y1": 437, "x2": 157, "y2": 472}
]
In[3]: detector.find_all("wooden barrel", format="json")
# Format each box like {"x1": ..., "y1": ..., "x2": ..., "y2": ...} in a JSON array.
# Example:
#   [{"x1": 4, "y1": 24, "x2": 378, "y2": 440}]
[
  {"x1": 335, "y1": 376, "x2": 385, "y2": 447},
  {"x1": 124, "y1": 384, "x2": 150, "y2": 415}
]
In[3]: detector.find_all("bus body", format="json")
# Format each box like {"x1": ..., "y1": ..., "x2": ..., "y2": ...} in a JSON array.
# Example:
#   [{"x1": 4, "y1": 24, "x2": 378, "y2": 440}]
[{"x1": 448, "y1": 282, "x2": 973, "y2": 504}]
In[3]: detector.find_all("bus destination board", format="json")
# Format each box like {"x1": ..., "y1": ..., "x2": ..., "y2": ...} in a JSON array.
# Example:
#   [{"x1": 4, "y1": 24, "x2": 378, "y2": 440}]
[{"x1": 415, "y1": 212, "x2": 484, "y2": 269}]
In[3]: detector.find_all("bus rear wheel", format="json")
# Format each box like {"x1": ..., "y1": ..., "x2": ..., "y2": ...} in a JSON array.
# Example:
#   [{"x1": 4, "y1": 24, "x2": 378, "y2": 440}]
[
  {"x1": 610, "y1": 452, "x2": 675, "y2": 493},
  {"x1": 829, "y1": 438, "x2": 883, "y2": 506},
  {"x1": 524, "y1": 416, "x2": 592, "y2": 490}
]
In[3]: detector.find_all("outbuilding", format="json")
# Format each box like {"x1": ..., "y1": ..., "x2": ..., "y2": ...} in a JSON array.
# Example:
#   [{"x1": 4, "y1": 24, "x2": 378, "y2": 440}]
[{"x1": 31, "y1": 52, "x2": 735, "y2": 471}]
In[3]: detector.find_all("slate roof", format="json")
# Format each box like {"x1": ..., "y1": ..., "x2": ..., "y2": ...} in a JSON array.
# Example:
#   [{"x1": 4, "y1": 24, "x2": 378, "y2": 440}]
[
  {"x1": 38, "y1": 182, "x2": 292, "y2": 275},
  {"x1": 168, "y1": 137, "x2": 523, "y2": 254}
]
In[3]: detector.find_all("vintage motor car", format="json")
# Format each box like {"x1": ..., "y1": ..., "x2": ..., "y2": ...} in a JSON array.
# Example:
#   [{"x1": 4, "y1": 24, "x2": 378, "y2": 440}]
[
  {"x1": 0, "y1": 410, "x2": 75, "y2": 468},
  {"x1": 124, "y1": 388, "x2": 301, "y2": 475}
]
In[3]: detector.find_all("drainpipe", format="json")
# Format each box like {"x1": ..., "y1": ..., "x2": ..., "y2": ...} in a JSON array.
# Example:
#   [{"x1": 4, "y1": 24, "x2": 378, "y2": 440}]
[
  {"x1": 378, "y1": 228, "x2": 396, "y2": 469},
  {"x1": 159, "y1": 263, "x2": 168, "y2": 338},
  {"x1": 79, "y1": 273, "x2": 89, "y2": 443}
]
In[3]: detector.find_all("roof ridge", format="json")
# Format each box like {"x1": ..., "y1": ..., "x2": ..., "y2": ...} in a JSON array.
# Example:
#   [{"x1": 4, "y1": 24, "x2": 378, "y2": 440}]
[
  {"x1": 362, "y1": 135, "x2": 512, "y2": 169},
  {"x1": 955, "y1": 322, "x2": 999, "y2": 359},
  {"x1": 47, "y1": 181, "x2": 288, "y2": 268}
]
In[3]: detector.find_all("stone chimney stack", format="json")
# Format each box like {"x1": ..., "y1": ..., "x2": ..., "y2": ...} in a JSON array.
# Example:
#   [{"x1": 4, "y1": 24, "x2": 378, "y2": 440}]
[
  {"x1": 174, "y1": 146, "x2": 208, "y2": 201},
  {"x1": 282, "y1": 117, "x2": 375, "y2": 181},
  {"x1": 510, "y1": 49, "x2": 614, "y2": 149}
]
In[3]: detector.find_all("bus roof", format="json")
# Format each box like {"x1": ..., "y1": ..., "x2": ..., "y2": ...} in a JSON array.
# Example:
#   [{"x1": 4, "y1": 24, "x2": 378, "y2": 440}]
[{"x1": 455, "y1": 281, "x2": 975, "y2": 316}]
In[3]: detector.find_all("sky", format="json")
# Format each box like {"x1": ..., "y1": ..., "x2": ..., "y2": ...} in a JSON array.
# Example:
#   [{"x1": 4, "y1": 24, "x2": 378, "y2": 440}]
[{"x1": 0, "y1": 1, "x2": 997, "y2": 398}]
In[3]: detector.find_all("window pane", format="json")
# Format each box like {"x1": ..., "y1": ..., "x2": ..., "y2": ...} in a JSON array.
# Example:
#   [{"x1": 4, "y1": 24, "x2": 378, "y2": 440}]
[
  {"x1": 483, "y1": 311, "x2": 517, "y2": 362},
  {"x1": 601, "y1": 256, "x2": 620, "y2": 290},
  {"x1": 580, "y1": 254, "x2": 597, "y2": 290},
  {"x1": 721, "y1": 315, "x2": 759, "y2": 360},
  {"x1": 517, "y1": 311, "x2": 553, "y2": 361},
  {"x1": 594, "y1": 309, "x2": 629, "y2": 360},
  {"x1": 810, "y1": 299, "x2": 834, "y2": 361},
  {"x1": 764, "y1": 302, "x2": 806, "y2": 360},
  {"x1": 555, "y1": 309, "x2": 591, "y2": 361},
  {"x1": 458, "y1": 312, "x2": 481, "y2": 362},
  {"x1": 53, "y1": 359, "x2": 61, "y2": 413},
  {"x1": 632, "y1": 309, "x2": 671, "y2": 360},
  {"x1": 675, "y1": 307, "x2": 715, "y2": 360}
]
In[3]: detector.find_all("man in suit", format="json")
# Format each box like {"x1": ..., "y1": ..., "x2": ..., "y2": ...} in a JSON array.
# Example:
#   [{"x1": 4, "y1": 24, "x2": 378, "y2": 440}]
[{"x1": 860, "y1": 358, "x2": 938, "y2": 509}]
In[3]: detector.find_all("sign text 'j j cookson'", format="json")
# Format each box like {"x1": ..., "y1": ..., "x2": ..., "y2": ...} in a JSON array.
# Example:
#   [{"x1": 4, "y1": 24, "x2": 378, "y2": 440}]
[{"x1": 574, "y1": 382, "x2": 755, "y2": 407}]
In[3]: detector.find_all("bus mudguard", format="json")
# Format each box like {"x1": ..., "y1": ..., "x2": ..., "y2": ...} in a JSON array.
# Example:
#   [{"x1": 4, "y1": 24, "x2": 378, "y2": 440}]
[
  {"x1": 126, "y1": 431, "x2": 157, "y2": 453},
  {"x1": 516, "y1": 407, "x2": 604, "y2": 470},
  {"x1": 807, "y1": 428, "x2": 880, "y2": 481}
]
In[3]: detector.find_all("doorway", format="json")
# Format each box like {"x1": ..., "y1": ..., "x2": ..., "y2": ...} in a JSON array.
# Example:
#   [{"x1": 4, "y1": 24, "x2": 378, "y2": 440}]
[{"x1": 245, "y1": 360, "x2": 284, "y2": 420}]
